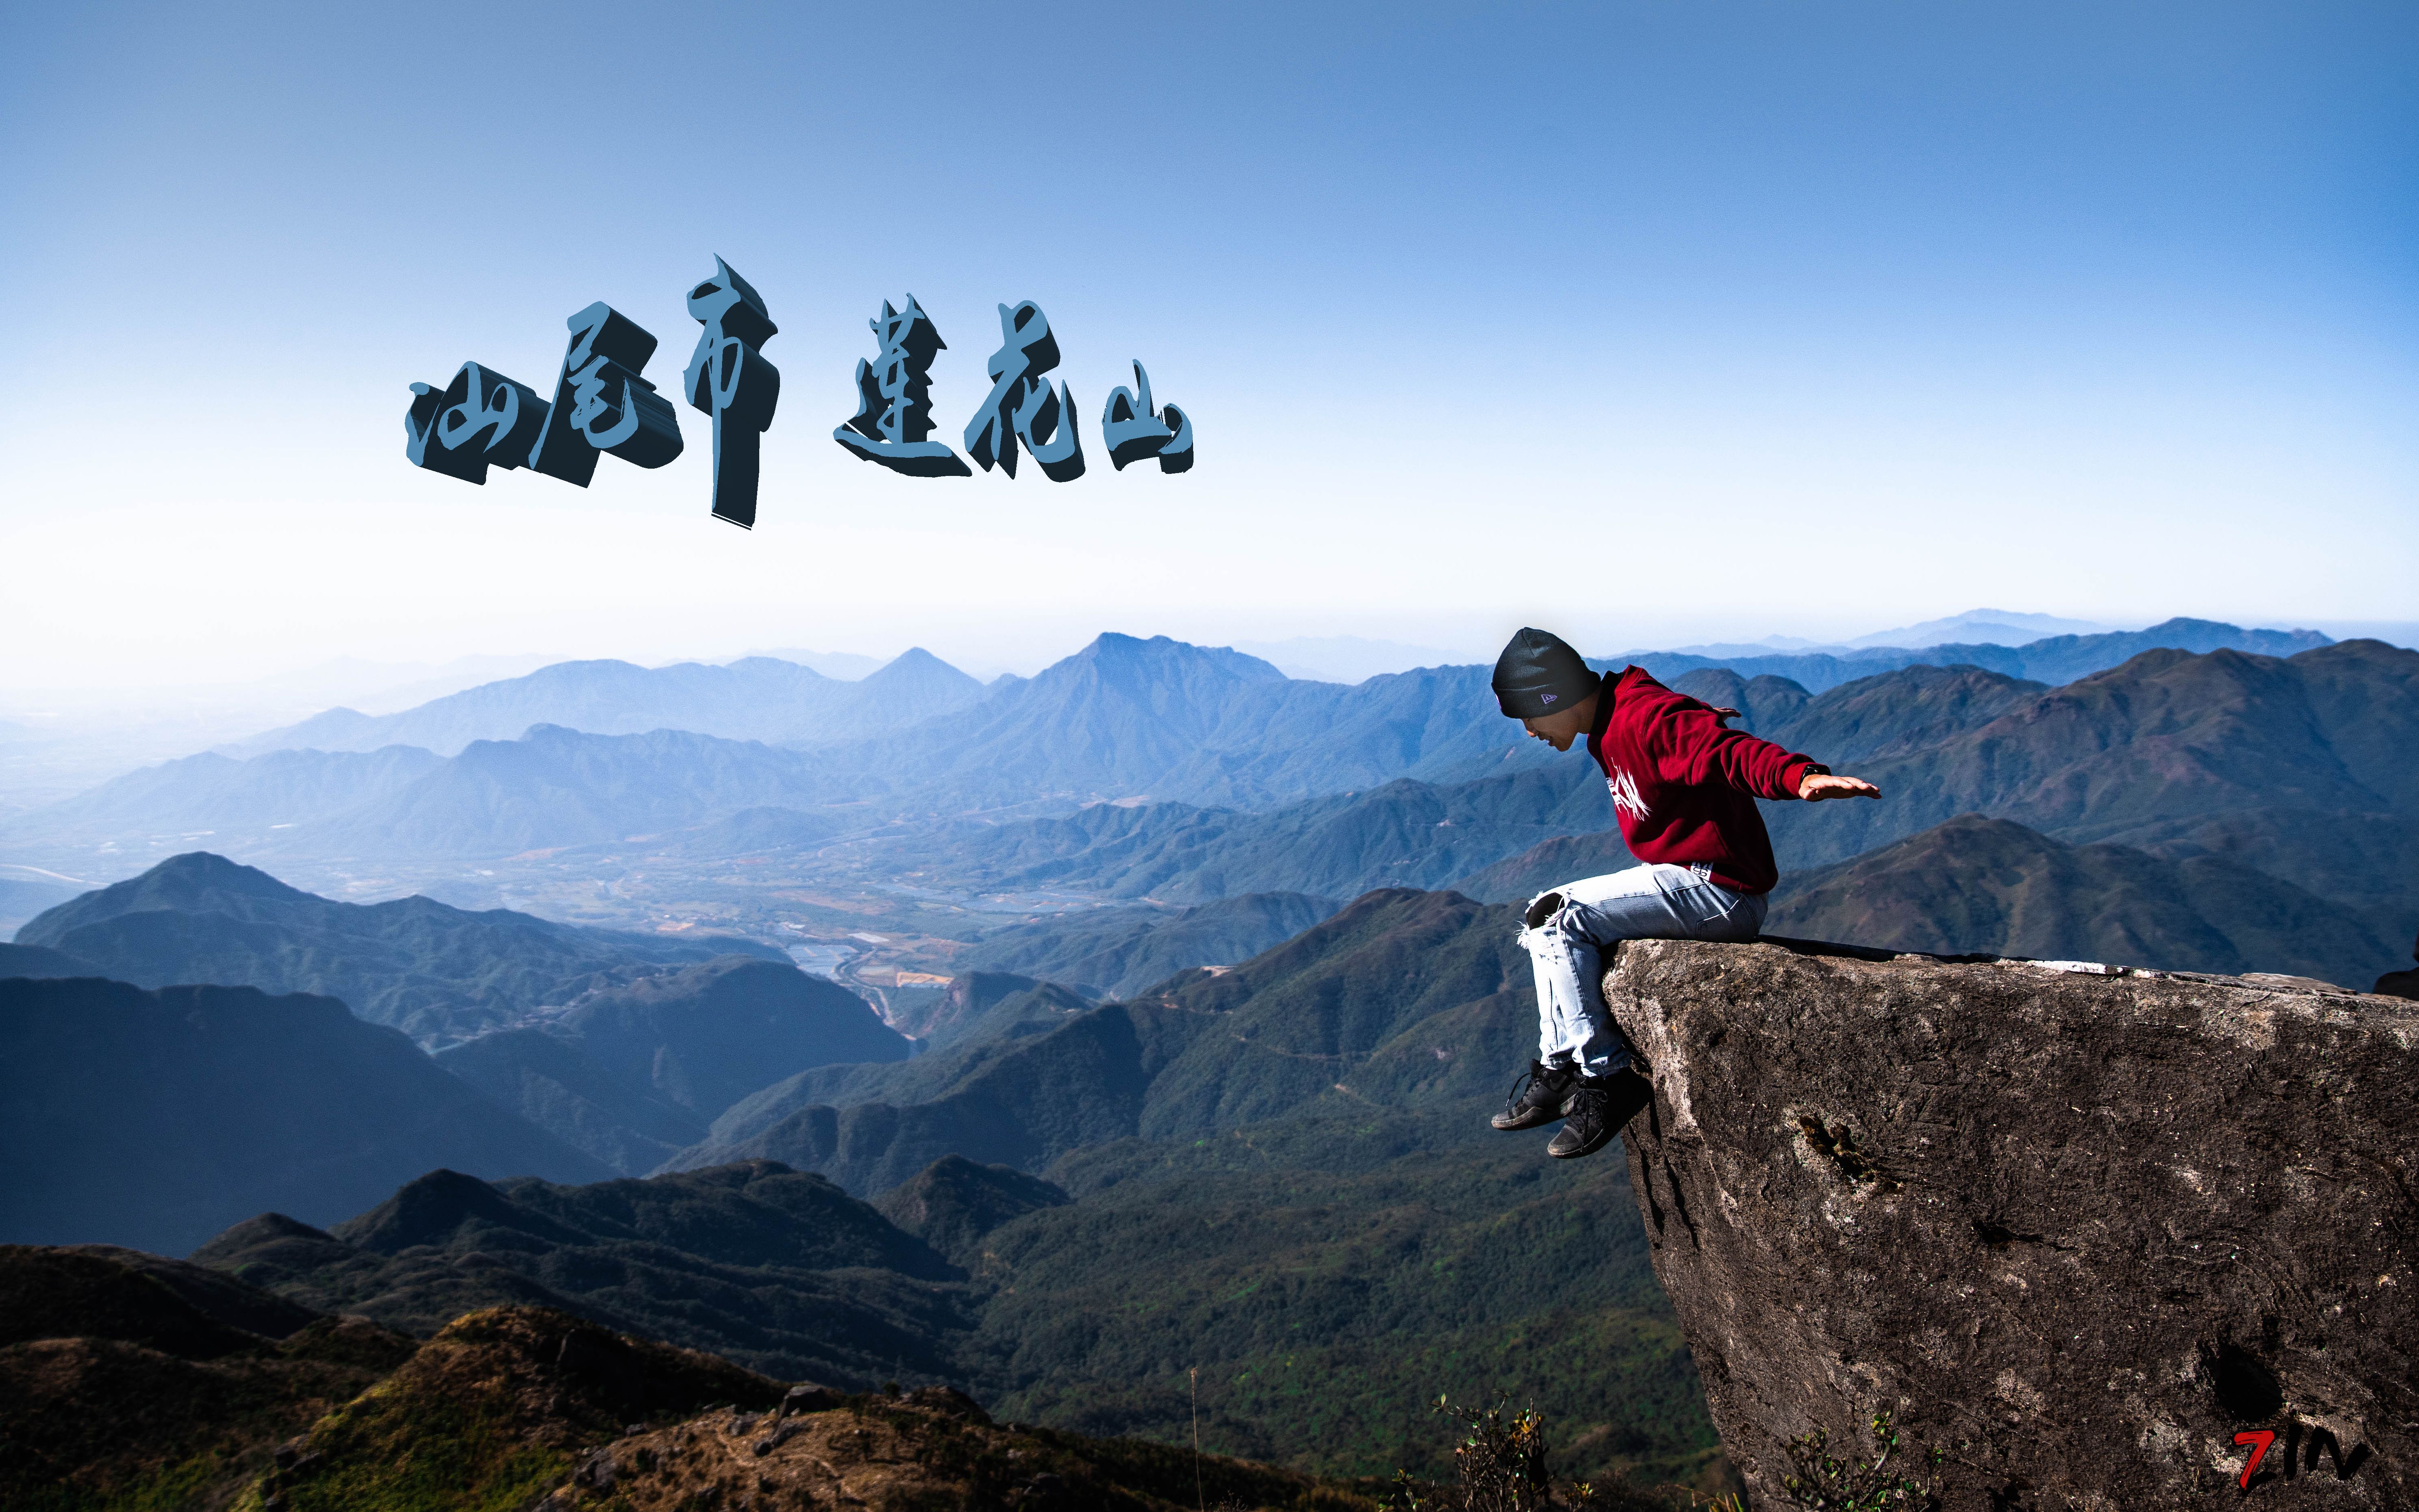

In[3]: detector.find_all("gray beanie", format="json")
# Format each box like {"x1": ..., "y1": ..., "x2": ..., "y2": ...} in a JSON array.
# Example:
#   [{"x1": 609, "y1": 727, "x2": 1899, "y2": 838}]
[{"x1": 1491, "y1": 627, "x2": 1602, "y2": 719}]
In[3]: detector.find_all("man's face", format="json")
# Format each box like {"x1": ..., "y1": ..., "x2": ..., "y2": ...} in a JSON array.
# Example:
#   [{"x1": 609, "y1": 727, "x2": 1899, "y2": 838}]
[{"x1": 1521, "y1": 701, "x2": 1591, "y2": 752}]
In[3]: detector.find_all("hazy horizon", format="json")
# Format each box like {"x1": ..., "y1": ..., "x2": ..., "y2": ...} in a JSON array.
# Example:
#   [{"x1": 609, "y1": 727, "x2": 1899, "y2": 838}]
[
  {"x1": 3, "y1": 608, "x2": 2408, "y2": 714},
  {"x1": 5, "y1": 2, "x2": 2413, "y2": 693}
]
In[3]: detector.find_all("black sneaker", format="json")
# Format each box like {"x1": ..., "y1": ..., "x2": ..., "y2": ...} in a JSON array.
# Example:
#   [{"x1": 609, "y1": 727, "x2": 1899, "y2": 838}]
[
  {"x1": 1491, "y1": 1059, "x2": 1578, "y2": 1131},
  {"x1": 1546, "y1": 1069, "x2": 1652, "y2": 1159}
]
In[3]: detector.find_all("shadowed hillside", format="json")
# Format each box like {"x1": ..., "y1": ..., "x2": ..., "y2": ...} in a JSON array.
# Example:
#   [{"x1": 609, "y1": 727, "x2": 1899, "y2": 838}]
[
  {"x1": 435, "y1": 958, "x2": 910, "y2": 1172},
  {"x1": 0, "y1": 976, "x2": 610, "y2": 1253}
]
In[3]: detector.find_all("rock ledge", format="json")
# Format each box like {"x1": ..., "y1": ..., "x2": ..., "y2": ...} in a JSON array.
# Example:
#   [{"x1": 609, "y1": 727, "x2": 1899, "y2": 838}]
[{"x1": 1609, "y1": 935, "x2": 2415, "y2": 1510}]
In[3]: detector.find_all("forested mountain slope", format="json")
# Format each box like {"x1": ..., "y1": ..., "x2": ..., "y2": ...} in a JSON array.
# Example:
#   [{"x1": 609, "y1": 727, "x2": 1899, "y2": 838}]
[
  {"x1": 673, "y1": 888, "x2": 1529, "y2": 1193},
  {"x1": 956, "y1": 891, "x2": 1342, "y2": 998}
]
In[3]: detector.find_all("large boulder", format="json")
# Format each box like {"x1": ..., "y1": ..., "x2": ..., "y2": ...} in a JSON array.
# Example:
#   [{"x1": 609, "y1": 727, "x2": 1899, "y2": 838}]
[{"x1": 1607, "y1": 936, "x2": 2415, "y2": 1510}]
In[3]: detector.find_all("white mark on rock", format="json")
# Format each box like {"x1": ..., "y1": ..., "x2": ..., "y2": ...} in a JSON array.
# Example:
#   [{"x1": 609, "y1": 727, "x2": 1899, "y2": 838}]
[{"x1": 1994, "y1": 1369, "x2": 2047, "y2": 1415}]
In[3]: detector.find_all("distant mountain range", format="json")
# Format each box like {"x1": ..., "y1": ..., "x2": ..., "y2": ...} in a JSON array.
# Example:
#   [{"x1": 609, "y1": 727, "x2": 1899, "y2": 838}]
[
  {"x1": 12, "y1": 852, "x2": 788, "y2": 1043},
  {"x1": 1839, "y1": 607, "x2": 2113, "y2": 649},
  {"x1": 6, "y1": 851, "x2": 926, "y2": 1180},
  {"x1": 17, "y1": 635, "x2": 2411, "y2": 994},
  {"x1": 1609, "y1": 616, "x2": 2329, "y2": 694},
  {"x1": 0, "y1": 873, "x2": 80, "y2": 935},
  {"x1": 222, "y1": 648, "x2": 986, "y2": 758},
  {"x1": 274, "y1": 724, "x2": 860, "y2": 859},
  {"x1": 0, "y1": 743, "x2": 446, "y2": 856},
  {"x1": 867, "y1": 765, "x2": 1606, "y2": 905},
  {"x1": 1670, "y1": 609, "x2": 2116, "y2": 658},
  {"x1": 831, "y1": 660, "x2": 2054, "y2": 907},
  {"x1": 0, "y1": 620, "x2": 2343, "y2": 875},
  {"x1": 1226, "y1": 634, "x2": 1471, "y2": 683}
]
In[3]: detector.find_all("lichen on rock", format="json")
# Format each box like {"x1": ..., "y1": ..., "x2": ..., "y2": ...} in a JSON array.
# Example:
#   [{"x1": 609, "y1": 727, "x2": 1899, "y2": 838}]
[{"x1": 1606, "y1": 935, "x2": 2416, "y2": 1509}]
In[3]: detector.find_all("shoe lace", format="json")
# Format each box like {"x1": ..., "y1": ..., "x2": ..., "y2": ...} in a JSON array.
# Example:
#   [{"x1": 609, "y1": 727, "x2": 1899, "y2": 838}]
[
  {"x1": 1562, "y1": 1077, "x2": 1609, "y2": 1130},
  {"x1": 1502, "y1": 1062, "x2": 1543, "y2": 1116}
]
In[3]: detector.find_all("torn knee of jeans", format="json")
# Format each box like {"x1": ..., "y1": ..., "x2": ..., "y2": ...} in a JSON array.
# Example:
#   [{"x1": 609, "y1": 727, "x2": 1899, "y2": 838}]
[{"x1": 1523, "y1": 891, "x2": 1565, "y2": 930}]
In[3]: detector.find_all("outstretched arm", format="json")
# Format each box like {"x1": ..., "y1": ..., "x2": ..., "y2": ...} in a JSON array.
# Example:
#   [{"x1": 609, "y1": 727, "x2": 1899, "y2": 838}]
[{"x1": 1646, "y1": 699, "x2": 1884, "y2": 802}]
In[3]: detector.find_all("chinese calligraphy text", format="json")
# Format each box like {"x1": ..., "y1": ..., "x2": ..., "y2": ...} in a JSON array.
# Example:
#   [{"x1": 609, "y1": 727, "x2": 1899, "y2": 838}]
[
  {"x1": 1102, "y1": 360, "x2": 1193, "y2": 473},
  {"x1": 833, "y1": 295, "x2": 973, "y2": 477},
  {"x1": 404, "y1": 304, "x2": 683, "y2": 490},
  {"x1": 683, "y1": 257, "x2": 782, "y2": 530},
  {"x1": 964, "y1": 301, "x2": 1086, "y2": 482}
]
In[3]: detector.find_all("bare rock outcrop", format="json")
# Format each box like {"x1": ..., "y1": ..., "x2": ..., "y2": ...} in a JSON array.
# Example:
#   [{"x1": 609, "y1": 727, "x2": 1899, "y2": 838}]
[{"x1": 1608, "y1": 937, "x2": 2415, "y2": 1510}]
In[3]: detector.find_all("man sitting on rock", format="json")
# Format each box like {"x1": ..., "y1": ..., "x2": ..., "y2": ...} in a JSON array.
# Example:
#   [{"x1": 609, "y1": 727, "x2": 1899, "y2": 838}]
[{"x1": 1488, "y1": 626, "x2": 1880, "y2": 1159}]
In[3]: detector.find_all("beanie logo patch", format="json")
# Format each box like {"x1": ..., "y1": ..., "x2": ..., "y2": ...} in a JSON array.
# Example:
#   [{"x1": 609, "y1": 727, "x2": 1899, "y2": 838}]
[{"x1": 1539, "y1": 693, "x2": 1557, "y2": 705}]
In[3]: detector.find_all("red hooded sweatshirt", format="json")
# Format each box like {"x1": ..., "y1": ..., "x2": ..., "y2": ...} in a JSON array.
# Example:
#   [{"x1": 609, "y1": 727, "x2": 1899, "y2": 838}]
[{"x1": 1584, "y1": 667, "x2": 1822, "y2": 896}]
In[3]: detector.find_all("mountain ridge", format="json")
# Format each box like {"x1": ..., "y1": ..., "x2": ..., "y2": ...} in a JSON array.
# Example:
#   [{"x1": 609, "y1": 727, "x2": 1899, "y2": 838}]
[{"x1": 15, "y1": 851, "x2": 790, "y2": 1043}]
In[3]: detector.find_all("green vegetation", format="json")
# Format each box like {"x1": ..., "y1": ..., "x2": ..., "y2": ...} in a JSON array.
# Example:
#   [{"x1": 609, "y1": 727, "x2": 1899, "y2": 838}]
[
  {"x1": 252, "y1": 1391, "x2": 570, "y2": 1512},
  {"x1": 1775, "y1": 1412, "x2": 1942, "y2": 1512},
  {"x1": 12, "y1": 1449, "x2": 250, "y2": 1512}
]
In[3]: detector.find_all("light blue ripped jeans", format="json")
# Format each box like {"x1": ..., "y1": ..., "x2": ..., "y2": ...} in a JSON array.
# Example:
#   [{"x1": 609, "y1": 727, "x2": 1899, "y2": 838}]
[{"x1": 1519, "y1": 863, "x2": 1769, "y2": 1076}]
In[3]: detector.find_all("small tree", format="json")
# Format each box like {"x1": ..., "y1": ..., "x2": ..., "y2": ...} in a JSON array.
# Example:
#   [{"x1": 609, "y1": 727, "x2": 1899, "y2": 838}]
[
  {"x1": 1383, "y1": 1397, "x2": 1667, "y2": 1512},
  {"x1": 1444, "y1": 1397, "x2": 1552, "y2": 1512}
]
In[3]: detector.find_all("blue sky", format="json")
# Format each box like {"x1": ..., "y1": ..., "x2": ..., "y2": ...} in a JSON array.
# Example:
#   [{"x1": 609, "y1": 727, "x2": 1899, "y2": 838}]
[{"x1": 2, "y1": 0, "x2": 2413, "y2": 685}]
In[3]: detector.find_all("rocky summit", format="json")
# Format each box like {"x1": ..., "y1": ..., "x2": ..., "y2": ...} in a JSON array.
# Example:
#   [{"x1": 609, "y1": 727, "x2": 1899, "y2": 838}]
[{"x1": 1606, "y1": 936, "x2": 2415, "y2": 1510}]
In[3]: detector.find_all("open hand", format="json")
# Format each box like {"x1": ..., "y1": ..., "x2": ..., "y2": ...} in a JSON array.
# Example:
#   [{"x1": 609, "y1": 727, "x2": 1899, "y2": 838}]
[{"x1": 1799, "y1": 772, "x2": 1881, "y2": 801}]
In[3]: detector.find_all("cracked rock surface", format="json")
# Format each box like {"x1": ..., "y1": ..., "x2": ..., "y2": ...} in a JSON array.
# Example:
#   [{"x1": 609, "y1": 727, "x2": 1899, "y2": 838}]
[{"x1": 1607, "y1": 936, "x2": 2417, "y2": 1510}]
